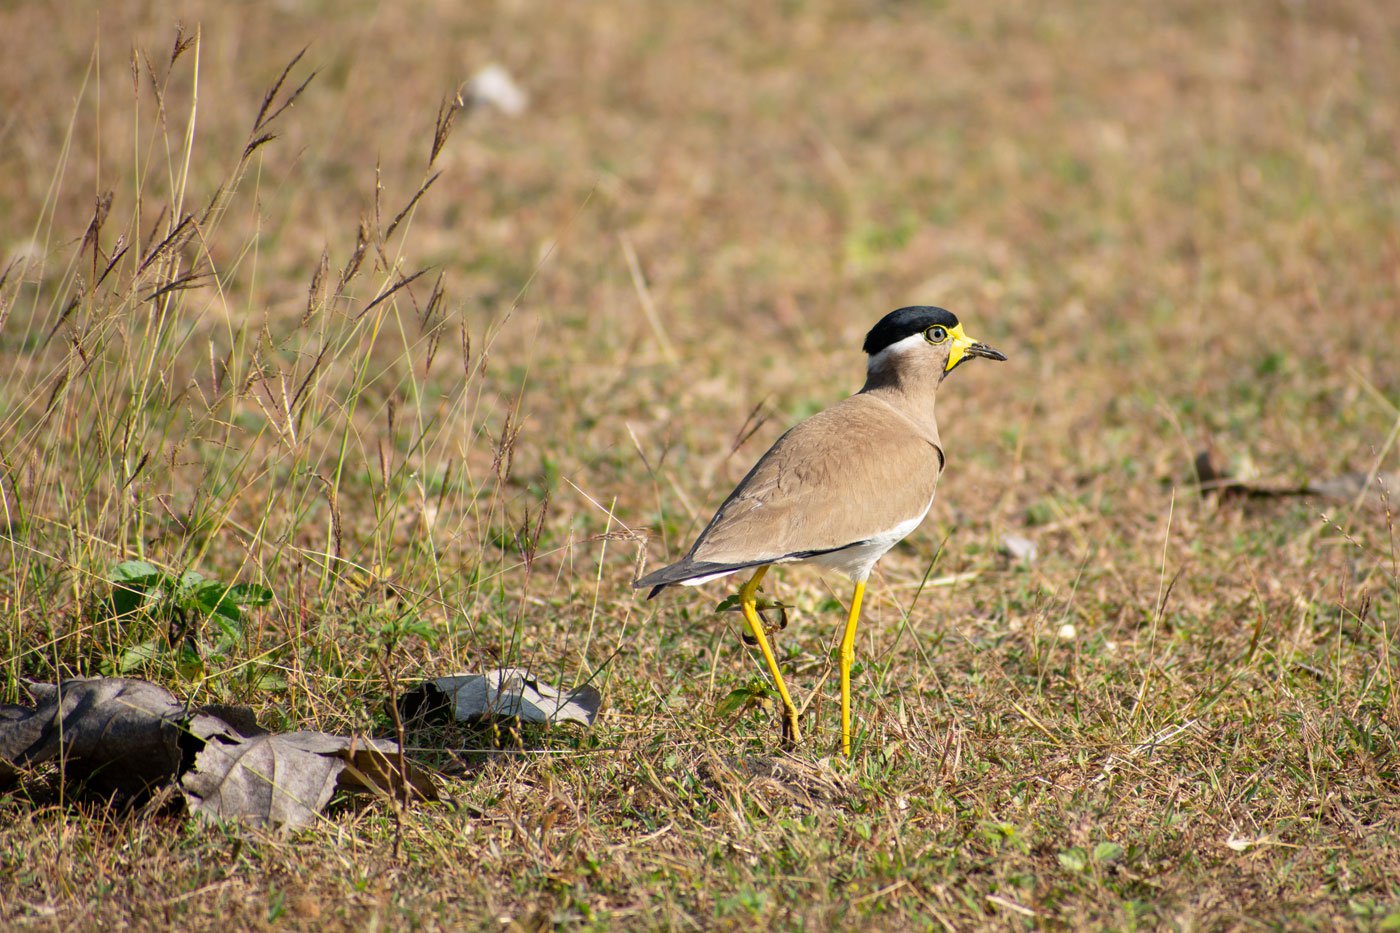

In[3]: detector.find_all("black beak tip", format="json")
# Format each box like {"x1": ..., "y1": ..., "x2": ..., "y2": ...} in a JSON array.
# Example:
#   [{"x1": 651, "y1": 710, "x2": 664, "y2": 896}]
[{"x1": 973, "y1": 343, "x2": 1008, "y2": 362}]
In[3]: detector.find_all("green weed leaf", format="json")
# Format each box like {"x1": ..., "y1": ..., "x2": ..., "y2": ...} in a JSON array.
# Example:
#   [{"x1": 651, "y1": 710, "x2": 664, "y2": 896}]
[
  {"x1": 716, "y1": 685, "x2": 768, "y2": 717},
  {"x1": 118, "y1": 638, "x2": 164, "y2": 674},
  {"x1": 227, "y1": 583, "x2": 273, "y2": 607},
  {"x1": 192, "y1": 580, "x2": 243, "y2": 622},
  {"x1": 713, "y1": 594, "x2": 742, "y2": 613},
  {"x1": 1057, "y1": 848, "x2": 1087, "y2": 872},
  {"x1": 109, "y1": 560, "x2": 163, "y2": 584},
  {"x1": 1093, "y1": 842, "x2": 1124, "y2": 864}
]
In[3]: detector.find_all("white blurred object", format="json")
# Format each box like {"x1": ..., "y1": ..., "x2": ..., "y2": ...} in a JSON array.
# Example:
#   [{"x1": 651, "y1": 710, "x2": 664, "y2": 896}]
[
  {"x1": 1001, "y1": 533, "x2": 1038, "y2": 564},
  {"x1": 5, "y1": 238, "x2": 44, "y2": 273},
  {"x1": 469, "y1": 64, "x2": 528, "y2": 116}
]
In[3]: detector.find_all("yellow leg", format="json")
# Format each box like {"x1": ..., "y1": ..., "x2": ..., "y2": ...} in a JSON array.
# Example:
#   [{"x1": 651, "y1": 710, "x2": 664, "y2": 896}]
[
  {"x1": 739, "y1": 567, "x2": 802, "y2": 745},
  {"x1": 839, "y1": 579, "x2": 867, "y2": 758}
]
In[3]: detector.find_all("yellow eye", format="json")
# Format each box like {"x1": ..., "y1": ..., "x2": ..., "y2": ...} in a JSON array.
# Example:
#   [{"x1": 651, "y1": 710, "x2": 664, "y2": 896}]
[{"x1": 924, "y1": 325, "x2": 948, "y2": 343}]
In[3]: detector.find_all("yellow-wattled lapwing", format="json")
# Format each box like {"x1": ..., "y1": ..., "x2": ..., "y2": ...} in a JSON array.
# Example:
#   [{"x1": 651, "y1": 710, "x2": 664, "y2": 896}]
[{"x1": 635, "y1": 306, "x2": 1006, "y2": 756}]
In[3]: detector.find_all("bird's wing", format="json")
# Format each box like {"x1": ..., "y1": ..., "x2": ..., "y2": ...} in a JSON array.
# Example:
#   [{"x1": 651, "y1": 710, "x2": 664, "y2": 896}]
[{"x1": 687, "y1": 394, "x2": 944, "y2": 565}]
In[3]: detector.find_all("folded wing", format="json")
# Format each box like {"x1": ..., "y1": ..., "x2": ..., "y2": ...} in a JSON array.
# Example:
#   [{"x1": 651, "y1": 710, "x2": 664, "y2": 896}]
[{"x1": 636, "y1": 394, "x2": 943, "y2": 595}]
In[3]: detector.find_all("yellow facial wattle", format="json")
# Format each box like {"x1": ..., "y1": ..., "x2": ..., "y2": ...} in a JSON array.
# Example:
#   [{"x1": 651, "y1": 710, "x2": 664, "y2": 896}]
[{"x1": 944, "y1": 323, "x2": 973, "y2": 372}]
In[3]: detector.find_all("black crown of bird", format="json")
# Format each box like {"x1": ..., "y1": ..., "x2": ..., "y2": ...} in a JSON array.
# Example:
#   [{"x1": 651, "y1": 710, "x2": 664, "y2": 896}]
[{"x1": 635, "y1": 306, "x2": 1006, "y2": 756}]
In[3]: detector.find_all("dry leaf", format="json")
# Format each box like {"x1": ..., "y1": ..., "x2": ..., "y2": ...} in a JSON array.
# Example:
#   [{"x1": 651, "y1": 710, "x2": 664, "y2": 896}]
[
  {"x1": 0, "y1": 705, "x2": 32, "y2": 788},
  {"x1": 2, "y1": 677, "x2": 439, "y2": 827},
  {"x1": 1195, "y1": 449, "x2": 1398, "y2": 509},
  {"x1": 181, "y1": 731, "x2": 345, "y2": 829},
  {"x1": 400, "y1": 668, "x2": 602, "y2": 726},
  {"x1": 181, "y1": 724, "x2": 437, "y2": 828},
  {"x1": 0, "y1": 678, "x2": 186, "y2": 796},
  {"x1": 261, "y1": 731, "x2": 438, "y2": 802},
  {"x1": 1306, "y1": 470, "x2": 1400, "y2": 506},
  {"x1": 194, "y1": 703, "x2": 267, "y2": 737}
]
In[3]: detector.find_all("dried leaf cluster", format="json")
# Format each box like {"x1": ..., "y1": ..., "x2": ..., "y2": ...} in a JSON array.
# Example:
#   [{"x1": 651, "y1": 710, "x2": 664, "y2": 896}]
[{"x1": 2, "y1": 669, "x2": 601, "y2": 829}]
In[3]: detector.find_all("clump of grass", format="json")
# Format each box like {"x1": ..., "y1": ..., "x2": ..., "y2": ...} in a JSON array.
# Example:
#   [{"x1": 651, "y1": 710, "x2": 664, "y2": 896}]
[{"x1": 0, "y1": 29, "x2": 559, "y2": 734}]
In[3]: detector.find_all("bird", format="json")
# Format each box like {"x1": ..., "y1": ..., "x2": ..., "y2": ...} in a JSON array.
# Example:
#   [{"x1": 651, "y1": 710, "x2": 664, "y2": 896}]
[{"x1": 634, "y1": 306, "x2": 1006, "y2": 756}]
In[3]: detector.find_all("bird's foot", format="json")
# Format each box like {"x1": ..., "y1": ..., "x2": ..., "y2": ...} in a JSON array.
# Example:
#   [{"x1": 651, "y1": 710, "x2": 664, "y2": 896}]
[{"x1": 779, "y1": 707, "x2": 803, "y2": 747}]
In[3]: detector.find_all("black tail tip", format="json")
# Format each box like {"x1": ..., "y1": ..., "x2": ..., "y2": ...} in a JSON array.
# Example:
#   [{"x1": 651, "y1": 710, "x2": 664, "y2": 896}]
[{"x1": 632, "y1": 579, "x2": 666, "y2": 600}]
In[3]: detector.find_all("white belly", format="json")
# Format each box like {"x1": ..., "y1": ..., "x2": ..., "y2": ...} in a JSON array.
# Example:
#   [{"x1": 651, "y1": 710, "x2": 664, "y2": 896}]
[{"x1": 801, "y1": 509, "x2": 927, "y2": 581}]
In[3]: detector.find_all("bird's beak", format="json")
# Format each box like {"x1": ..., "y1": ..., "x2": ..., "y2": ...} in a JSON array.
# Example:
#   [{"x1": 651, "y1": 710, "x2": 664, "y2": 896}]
[{"x1": 945, "y1": 324, "x2": 1008, "y2": 372}]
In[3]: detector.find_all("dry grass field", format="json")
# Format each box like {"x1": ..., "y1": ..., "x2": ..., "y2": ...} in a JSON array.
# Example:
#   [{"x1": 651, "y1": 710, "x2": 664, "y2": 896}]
[{"x1": 2, "y1": 0, "x2": 1398, "y2": 928}]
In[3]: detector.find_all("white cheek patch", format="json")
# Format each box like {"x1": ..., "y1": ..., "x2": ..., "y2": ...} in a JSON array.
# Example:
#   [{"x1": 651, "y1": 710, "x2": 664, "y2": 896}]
[{"x1": 865, "y1": 332, "x2": 927, "y2": 374}]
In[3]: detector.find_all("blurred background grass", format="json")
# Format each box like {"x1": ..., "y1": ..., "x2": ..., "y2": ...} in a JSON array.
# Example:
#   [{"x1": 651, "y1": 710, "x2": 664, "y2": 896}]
[{"x1": 1, "y1": 0, "x2": 1398, "y2": 928}]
